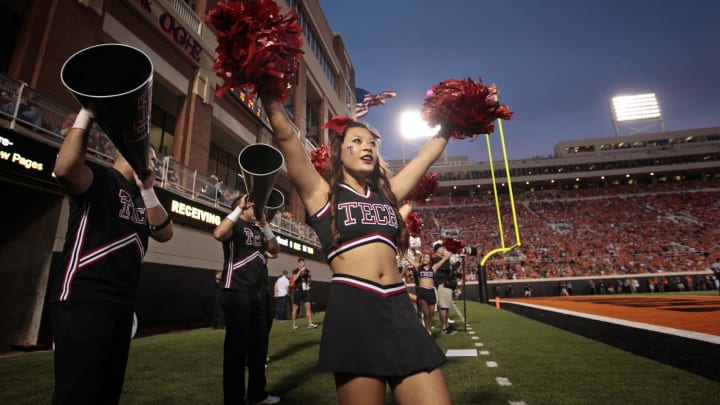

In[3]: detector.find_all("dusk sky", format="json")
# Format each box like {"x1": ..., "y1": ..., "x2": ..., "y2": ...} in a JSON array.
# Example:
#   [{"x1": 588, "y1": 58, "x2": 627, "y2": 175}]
[{"x1": 318, "y1": 0, "x2": 720, "y2": 162}]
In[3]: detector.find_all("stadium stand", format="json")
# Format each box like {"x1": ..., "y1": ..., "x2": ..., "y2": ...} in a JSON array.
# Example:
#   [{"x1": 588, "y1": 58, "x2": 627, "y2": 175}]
[{"x1": 413, "y1": 178, "x2": 719, "y2": 286}]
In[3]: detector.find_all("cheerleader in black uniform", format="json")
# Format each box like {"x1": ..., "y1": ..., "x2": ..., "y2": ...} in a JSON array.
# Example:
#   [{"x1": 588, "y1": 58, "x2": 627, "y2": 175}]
[
  {"x1": 49, "y1": 108, "x2": 174, "y2": 405},
  {"x1": 262, "y1": 95, "x2": 453, "y2": 405},
  {"x1": 405, "y1": 250, "x2": 451, "y2": 335},
  {"x1": 213, "y1": 194, "x2": 280, "y2": 405}
]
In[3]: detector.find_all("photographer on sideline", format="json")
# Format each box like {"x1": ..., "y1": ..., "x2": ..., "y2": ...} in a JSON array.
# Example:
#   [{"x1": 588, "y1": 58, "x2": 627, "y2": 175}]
[
  {"x1": 433, "y1": 241, "x2": 458, "y2": 335},
  {"x1": 291, "y1": 258, "x2": 318, "y2": 329}
]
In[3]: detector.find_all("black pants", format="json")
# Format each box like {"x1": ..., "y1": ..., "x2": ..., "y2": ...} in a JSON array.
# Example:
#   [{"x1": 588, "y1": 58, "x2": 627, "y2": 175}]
[
  {"x1": 49, "y1": 301, "x2": 134, "y2": 405},
  {"x1": 213, "y1": 287, "x2": 226, "y2": 328},
  {"x1": 220, "y1": 289, "x2": 272, "y2": 404},
  {"x1": 274, "y1": 295, "x2": 288, "y2": 319}
]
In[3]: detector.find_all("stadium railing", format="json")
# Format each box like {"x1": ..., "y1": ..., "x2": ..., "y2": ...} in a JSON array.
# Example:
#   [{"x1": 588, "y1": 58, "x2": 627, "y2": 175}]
[{"x1": 0, "y1": 73, "x2": 320, "y2": 247}]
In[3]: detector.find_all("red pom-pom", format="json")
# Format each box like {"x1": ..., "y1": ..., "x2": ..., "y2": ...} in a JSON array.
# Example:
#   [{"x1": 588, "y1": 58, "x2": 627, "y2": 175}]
[
  {"x1": 422, "y1": 78, "x2": 513, "y2": 140},
  {"x1": 407, "y1": 172, "x2": 439, "y2": 204},
  {"x1": 309, "y1": 144, "x2": 330, "y2": 177},
  {"x1": 204, "y1": 0, "x2": 304, "y2": 101},
  {"x1": 442, "y1": 237, "x2": 466, "y2": 254},
  {"x1": 405, "y1": 211, "x2": 424, "y2": 237}
]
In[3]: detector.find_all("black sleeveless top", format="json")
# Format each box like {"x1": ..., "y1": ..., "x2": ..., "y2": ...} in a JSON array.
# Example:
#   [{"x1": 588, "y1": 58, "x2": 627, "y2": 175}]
[
  {"x1": 48, "y1": 165, "x2": 150, "y2": 305},
  {"x1": 307, "y1": 184, "x2": 399, "y2": 263},
  {"x1": 221, "y1": 218, "x2": 269, "y2": 292}
]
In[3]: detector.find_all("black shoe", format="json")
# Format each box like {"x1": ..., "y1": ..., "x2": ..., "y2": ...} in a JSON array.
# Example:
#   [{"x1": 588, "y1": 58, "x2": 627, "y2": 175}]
[{"x1": 441, "y1": 327, "x2": 457, "y2": 335}]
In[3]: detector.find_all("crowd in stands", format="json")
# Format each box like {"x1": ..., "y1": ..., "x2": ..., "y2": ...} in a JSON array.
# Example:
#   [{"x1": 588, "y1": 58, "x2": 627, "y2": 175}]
[{"x1": 413, "y1": 178, "x2": 720, "y2": 282}]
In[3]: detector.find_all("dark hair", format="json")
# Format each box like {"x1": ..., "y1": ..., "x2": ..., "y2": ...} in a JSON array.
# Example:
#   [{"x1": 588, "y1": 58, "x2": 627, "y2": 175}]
[
  {"x1": 297, "y1": 258, "x2": 305, "y2": 262},
  {"x1": 326, "y1": 122, "x2": 409, "y2": 255}
]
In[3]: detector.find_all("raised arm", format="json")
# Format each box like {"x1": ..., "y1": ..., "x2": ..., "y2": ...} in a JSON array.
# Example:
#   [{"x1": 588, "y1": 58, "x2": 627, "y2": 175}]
[
  {"x1": 261, "y1": 96, "x2": 329, "y2": 214},
  {"x1": 432, "y1": 250, "x2": 452, "y2": 271},
  {"x1": 213, "y1": 194, "x2": 250, "y2": 242},
  {"x1": 404, "y1": 252, "x2": 420, "y2": 269},
  {"x1": 398, "y1": 202, "x2": 413, "y2": 222},
  {"x1": 53, "y1": 109, "x2": 95, "y2": 195},
  {"x1": 137, "y1": 167, "x2": 174, "y2": 242},
  {"x1": 259, "y1": 215, "x2": 280, "y2": 256},
  {"x1": 389, "y1": 133, "x2": 450, "y2": 201}
]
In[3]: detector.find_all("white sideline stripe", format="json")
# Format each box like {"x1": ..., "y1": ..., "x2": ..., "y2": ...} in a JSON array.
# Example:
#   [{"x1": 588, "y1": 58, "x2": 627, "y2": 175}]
[
  {"x1": 446, "y1": 349, "x2": 478, "y2": 357},
  {"x1": 452, "y1": 303, "x2": 466, "y2": 324},
  {"x1": 509, "y1": 401, "x2": 528, "y2": 405},
  {"x1": 506, "y1": 301, "x2": 720, "y2": 344},
  {"x1": 480, "y1": 350, "x2": 490, "y2": 355},
  {"x1": 468, "y1": 331, "x2": 476, "y2": 334},
  {"x1": 496, "y1": 377, "x2": 512, "y2": 386},
  {"x1": 471, "y1": 336, "x2": 479, "y2": 340},
  {"x1": 486, "y1": 361, "x2": 498, "y2": 367},
  {"x1": 475, "y1": 342, "x2": 484, "y2": 347}
]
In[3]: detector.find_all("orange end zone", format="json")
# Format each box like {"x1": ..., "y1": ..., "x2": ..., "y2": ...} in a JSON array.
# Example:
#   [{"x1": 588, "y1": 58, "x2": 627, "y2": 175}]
[{"x1": 502, "y1": 295, "x2": 720, "y2": 336}]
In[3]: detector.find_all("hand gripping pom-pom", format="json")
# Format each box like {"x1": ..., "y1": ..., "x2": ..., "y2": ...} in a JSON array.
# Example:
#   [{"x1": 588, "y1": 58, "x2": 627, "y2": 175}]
[
  {"x1": 442, "y1": 237, "x2": 466, "y2": 254},
  {"x1": 407, "y1": 172, "x2": 439, "y2": 204},
  {"x1": 405, "y1": 211, "x2": 424, "y2": 237},
  {"x1": 421, "y1": 77, "x2": 513, "y2": 140},
  {"x1": 204, "y1": 0, "x2": 304, "y2": 101},
  {"x1": 309, "y1": 144, "x2": 330, "y2": 178}
]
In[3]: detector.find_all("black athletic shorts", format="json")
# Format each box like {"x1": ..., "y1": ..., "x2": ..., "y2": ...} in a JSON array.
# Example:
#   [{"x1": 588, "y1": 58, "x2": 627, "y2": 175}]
[{"x1": 416, "y1": 287, "x2": 437, "y2": 305}]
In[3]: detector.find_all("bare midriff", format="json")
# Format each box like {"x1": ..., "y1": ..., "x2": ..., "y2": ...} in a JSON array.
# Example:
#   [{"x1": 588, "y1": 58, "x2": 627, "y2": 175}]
[{"x1": 329, "y1": 242, "x2": 403, "y2": 285}]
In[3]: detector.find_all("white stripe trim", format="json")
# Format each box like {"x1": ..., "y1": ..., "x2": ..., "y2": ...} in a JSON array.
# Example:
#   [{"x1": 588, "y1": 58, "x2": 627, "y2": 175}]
[
  {"x1": 507, "y1": 301, "x2": 720, "y2": 344},
  {"x1": 315, "y1": 202, "x2": 331, "y2": 218},
  {"x1": 59, "y1": 203, "x2": 145, "y2": 301},
  {"x1": 339, "y1": 183, "x2": 370, "y2": 198},
  {"x1": 224, "y1": 250, "x2": 266, "y2": 289},
  {"x1": 78, "y1": 233, "x2": 145, "y2": 268},
  {"x1": 333, "y1": 276, "x2": 406, "y2": 296},
  {"x1": 223, "y1": 241, "x2": 234, "y2": 289},
  {"x1": 60, "y1": 203, "x2": 91, "y2": 301},
  {"x1": 327, "y1": 234, "x2": 397, "y2": 260}
]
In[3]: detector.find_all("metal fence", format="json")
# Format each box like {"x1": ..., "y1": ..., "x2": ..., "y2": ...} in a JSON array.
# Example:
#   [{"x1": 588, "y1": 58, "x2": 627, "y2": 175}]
[{"x1": 0, "y1": 73, "x2": 320, "y2": 247}]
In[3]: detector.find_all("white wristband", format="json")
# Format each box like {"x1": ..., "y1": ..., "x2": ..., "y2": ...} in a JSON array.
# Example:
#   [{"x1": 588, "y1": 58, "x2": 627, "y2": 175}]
[
  {"x1": 226, "y1": 207, "x2": 242, "y2": 223},
  {"x1": 260, "y1": 225, "x2": 275, "y2": 240},
  {"x1": 72, "y1": 108, "x2": 95, "y2": 131},
  {"x1": 141, "y1": 188, "x2": 161, "y2": 208}
]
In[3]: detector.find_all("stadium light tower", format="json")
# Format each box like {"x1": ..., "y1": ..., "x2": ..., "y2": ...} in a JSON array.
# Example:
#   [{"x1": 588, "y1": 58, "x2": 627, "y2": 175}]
[
  {"x1": 609, "y1": 93, "x2": 665, "y2": 136},
  {"x1": 400, "y1": 111, "x2": 443, "y2": 165}
]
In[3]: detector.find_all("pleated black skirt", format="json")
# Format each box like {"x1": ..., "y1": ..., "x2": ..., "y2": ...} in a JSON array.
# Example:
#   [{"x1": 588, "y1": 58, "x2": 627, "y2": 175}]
[{"x1": 318, "y1": 274, "x2": 446, "y2": 378}]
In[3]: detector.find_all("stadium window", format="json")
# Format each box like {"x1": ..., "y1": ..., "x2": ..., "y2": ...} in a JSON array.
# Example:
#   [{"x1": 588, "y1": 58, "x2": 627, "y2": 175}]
[
  {"x1": 614, "y1": 142, "x2": 631, "y2": 149},
  {"x1": 208, "y1": 142, "x2": 240, "y2": 190},
  {"x1": 286, "y1": 0, "x2": 337, "y2": 89},
  {"x1": 150, "y1": 105, "x2": 175, "y2": 156}
]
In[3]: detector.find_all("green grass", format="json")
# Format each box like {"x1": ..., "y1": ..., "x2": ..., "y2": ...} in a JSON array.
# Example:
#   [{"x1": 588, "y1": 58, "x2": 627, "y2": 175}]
[{"x1": 0, "y1": 301, "x2": 718, "y2": 404}]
